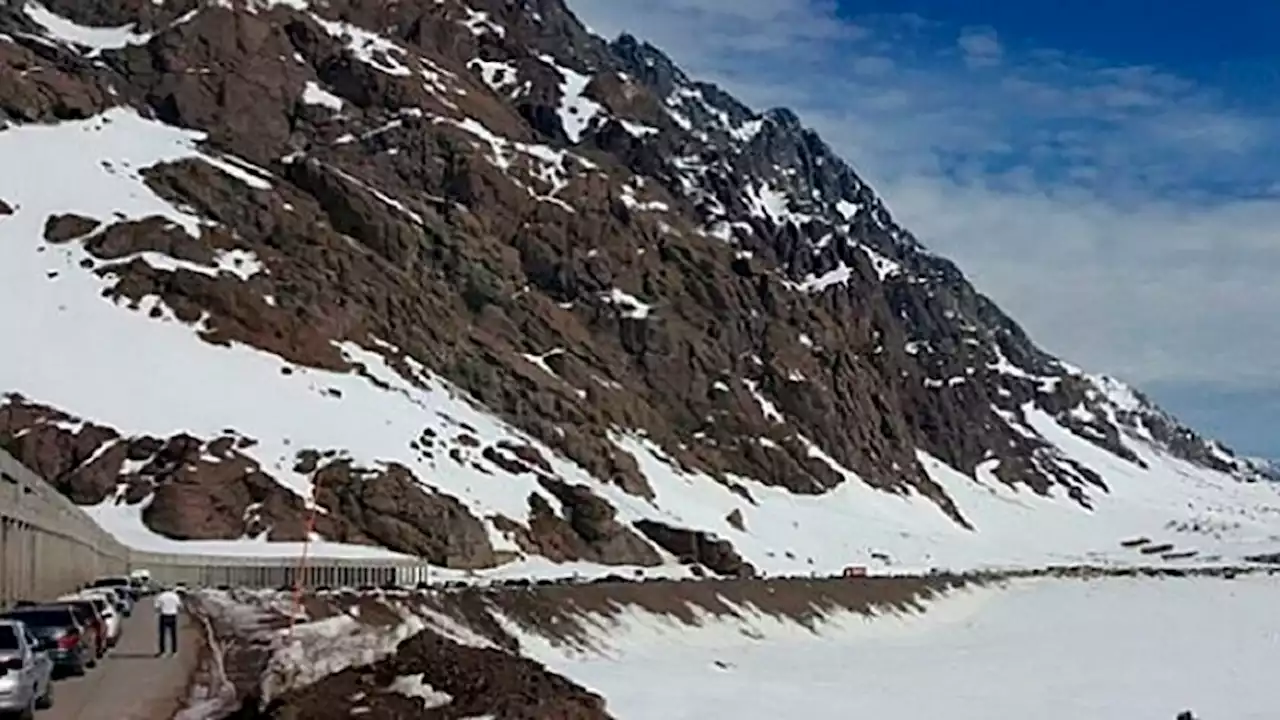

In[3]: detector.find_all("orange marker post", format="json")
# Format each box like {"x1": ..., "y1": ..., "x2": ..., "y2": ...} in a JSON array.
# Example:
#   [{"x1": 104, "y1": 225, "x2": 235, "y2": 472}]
[{"x1": 288, "y1": 482, "x2": 321, "y2": 636}]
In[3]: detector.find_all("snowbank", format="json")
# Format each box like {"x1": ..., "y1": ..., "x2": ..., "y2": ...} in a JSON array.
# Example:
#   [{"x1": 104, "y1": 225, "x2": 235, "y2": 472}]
[{"x1": 502, "y1": 575, "x2": 1280, "y2": 719}]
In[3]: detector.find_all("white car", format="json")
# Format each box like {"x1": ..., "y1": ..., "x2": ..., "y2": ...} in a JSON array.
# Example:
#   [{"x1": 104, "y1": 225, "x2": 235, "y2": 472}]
[
  {"x1": 59, "y1": 592, "x2": 121, "y2": 646},
  {"x1": 89, "y1": 585, "x2": 134, "y2": 616},
  {"x1": 129, "y1": 568, "x2": 153, "y2": 594},
  {"x1": 0, "y1": 620, "x2": 55, "y2": 718}
]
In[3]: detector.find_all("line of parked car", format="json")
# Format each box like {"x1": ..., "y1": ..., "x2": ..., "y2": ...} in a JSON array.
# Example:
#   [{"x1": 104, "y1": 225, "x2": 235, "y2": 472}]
[{"x1": 0, "y1": 572, "x2": 154, "y2": 719}]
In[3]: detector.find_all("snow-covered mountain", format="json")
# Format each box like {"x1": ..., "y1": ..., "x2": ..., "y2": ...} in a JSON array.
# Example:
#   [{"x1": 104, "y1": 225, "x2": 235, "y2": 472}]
[
  {"x1": 1, "y1": 0, "x2": 1278, "y2": 576},
  {"x1": 1245, "y1": 457, "x2": 1280, "y2": 481}
]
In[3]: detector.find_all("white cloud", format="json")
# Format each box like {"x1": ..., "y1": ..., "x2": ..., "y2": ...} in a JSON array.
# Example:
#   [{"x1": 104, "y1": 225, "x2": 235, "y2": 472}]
[
  {"x1": 851, "y1": 55, "x2": 895, "y2": 76},
  {"x1": 575, "y1": 0, "x2": 859, "y2": 58},
  {"x1": 566, "y1": 0, "x2": 1280, "y2": 396},
  {"x1": 957, "y1": 27, "x2": 1002, "y2": 68}
]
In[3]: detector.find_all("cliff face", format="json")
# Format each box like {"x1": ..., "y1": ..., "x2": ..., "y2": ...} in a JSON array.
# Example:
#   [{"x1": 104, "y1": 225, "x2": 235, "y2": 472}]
[{"x1": 0, "y1": 0, "x2": 1272, "y2": 574}]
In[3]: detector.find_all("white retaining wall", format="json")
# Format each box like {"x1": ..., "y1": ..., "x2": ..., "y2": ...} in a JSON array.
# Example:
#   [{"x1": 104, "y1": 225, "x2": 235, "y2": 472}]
[{"x1": 0, "y1": 449, "x2": 432, "y2": 608}]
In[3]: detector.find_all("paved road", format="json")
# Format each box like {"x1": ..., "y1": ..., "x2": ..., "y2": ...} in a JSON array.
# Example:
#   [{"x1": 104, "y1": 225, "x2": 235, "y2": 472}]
[{"x1": 42, "y1": 602, "x2": 202, "y2": 720}]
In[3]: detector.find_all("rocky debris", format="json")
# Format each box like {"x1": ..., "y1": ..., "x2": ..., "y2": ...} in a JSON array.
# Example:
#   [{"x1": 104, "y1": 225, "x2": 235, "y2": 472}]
[
  {"x1": 111, "y1": 5, "x2": 313, "y2": 166},
  {"x1": 0, "y1": 198, "x2": 12, "y2": 215}
]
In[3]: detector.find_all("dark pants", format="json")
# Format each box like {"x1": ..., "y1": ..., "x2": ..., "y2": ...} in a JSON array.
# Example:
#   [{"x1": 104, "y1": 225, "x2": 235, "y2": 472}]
[{"x1": 157, "y1": 614, "x2": 178, "y2": 655}]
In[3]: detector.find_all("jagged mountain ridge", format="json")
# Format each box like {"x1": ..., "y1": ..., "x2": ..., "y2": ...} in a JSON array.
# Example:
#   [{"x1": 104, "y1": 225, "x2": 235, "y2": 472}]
[
  {"x1": 591, "y1": 32, "x2": 1265, "y2": 489},
  {"x1": 0, "y1": 0, "x2": 1275, "y2": 575}
]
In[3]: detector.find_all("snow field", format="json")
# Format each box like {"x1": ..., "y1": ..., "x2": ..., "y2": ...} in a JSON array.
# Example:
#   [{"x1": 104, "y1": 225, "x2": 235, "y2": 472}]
[{"x1": 498, "y1": 575, "x2": 1280, "y2": 720}]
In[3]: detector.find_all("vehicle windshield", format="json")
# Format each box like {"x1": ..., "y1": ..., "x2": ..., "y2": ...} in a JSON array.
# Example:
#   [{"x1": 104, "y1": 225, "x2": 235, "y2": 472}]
[
  {"x1": 86, "y1": 598, "x2": 110, "y2": 612},
  {"x1": 0, "y1": 626, "x2": 18, "y2": 650}
]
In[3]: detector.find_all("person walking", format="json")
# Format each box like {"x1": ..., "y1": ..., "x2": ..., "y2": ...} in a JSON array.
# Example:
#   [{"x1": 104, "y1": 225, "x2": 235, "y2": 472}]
[{"x1": 154, "y1": 586, "x2": 182, "y2": 657}]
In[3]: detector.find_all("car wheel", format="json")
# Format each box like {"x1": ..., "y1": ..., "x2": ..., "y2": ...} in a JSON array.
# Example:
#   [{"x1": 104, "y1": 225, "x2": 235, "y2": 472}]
[{"x1": 36, "y1": 679, "x2": 53, "y2": 710}]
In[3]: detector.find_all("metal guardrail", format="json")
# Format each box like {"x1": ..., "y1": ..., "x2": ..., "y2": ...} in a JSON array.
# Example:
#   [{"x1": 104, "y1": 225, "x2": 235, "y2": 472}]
[{"x1": 0, "y1": 449, "x2": 432, "y2": 608}]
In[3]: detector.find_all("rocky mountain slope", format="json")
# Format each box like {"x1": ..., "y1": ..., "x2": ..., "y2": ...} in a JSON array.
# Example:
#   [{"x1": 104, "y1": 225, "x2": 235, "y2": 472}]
[
  {"x1": 1248, "y1": 457, "x2": 1279, "y2": 481},
  {"x1": 1, "y1": 0, "x2": 1277, "y2": 575}
]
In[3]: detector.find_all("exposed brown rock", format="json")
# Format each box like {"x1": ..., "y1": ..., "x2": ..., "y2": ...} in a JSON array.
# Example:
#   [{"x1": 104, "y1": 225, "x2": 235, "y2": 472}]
[
  {"x1": 42, "y1": 213, "x2": 100, "y2": 243},
  {"x1": 259, "y1": 625, "x2": 612, "y2": 720},
  {"x1": 0, "y1": 394, "x2": 123, "y2": 504},
  {"x1": 502, "y1": 441, "x2": 554, "y2": 474},
  {"x1": 725, "y1": 508, "x2": 745, "y2": 531},
  {"x1": 312, "y1": 459, "x2": 499, "y2": 569},
  {"x1": 634, "y1": 519, "x2": 756, "y2": 577},
  {"x1": 505, "y1": 477, "x2": 662, "y2": 567},
  {"x1": 109, "y1": 5, "x2": 313, "y2": 166},
  {"x1": 0, "y1": 38, "x2": 115, "y2": 122},
  {"x1": 141, "y1": 441, "x2": 307, "y2": 541},
  {"x1": 0, "y1": 395, "x2": 483, "y2": 554}
]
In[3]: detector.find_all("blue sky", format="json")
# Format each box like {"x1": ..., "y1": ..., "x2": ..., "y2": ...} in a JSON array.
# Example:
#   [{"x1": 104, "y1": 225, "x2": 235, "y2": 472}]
[{"x1": 568, "y1": 0, "x2": 1280, "y2": 458}]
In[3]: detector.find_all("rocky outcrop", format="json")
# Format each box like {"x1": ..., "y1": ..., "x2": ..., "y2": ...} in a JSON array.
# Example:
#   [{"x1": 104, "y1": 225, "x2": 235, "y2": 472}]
[
  {"x1": 310, "y1": 458, "x2": 499, "y2": 568},
  {"x1": 509, "y1": 476, "x2": 662, "y2": 567},
  {"x1": 633, "y1": 520, "x2": 756, "y2": 578},
  {"x1": 0, "y1": 396, "x2": 124, "y2": 505},
  {"x1": 42, "y1": 213, "x2": 99, "y2": 243},
  {"x1": 0, "y1": 32, "x2": 114, "y2": 122},
  {"x1": 0, "y1": 395, "x2": 505, "y2": 564}
]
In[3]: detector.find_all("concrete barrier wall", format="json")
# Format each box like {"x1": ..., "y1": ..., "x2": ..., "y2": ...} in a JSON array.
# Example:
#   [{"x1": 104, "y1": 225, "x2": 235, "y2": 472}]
[
  {"x1": 0, "y1": 451, "x2": 131, "y2": 607},
  {"x1": 0, "y1": 449, "x2": 432, "y2": 609}
]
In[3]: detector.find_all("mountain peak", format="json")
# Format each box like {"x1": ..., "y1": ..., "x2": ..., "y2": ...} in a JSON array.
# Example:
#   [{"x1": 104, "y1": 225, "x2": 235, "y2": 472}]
[{"x1": 763, "y1": 106, "x2": 802, "y2": 129}]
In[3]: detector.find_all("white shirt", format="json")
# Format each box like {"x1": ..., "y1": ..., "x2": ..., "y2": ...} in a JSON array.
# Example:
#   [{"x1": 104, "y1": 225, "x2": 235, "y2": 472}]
[{"x1": 154, "y1": 590, "x2": 182, "y2": 616}]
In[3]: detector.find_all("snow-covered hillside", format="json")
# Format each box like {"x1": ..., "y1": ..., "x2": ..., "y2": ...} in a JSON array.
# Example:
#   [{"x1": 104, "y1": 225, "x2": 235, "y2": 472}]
[
  {"x1": 504, "y1": 574, "x2": 1280, "y2": 719},
  {"x1": 1, "y1": 0, "x2": 1278, "y2": 577},
  {"x1": 194, "y1": 572, "x2": 1280, "y2": 719}
]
